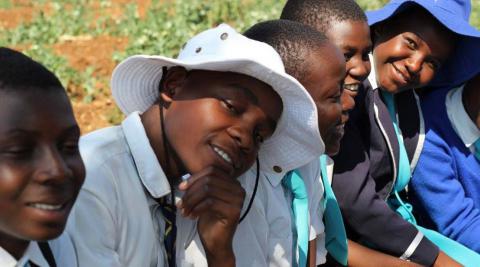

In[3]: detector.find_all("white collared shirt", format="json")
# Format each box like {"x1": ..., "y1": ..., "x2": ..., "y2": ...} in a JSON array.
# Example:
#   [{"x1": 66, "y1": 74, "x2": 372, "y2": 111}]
[
  {"x1": 67, "y1": 112, "x2": 195, "y2": 267},
  {"x1": 0, "y1": 234, "x2": 77, "y2": 267},
  {"x1": 182, "y1": 160, "x2": 326, "y2": 267},
  {"x1": 446, "y1": 85, "x2": 480, "y2": 153}
]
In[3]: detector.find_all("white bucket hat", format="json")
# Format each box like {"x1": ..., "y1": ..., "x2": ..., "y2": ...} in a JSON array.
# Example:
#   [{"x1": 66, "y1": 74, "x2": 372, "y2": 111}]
[{"x1": 111, "y1": 24, "x2": 324, "y2": 175}]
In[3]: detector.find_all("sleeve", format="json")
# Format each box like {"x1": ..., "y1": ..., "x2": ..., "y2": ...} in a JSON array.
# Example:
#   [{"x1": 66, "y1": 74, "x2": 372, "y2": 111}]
[
  {"x1": 66, "y1": 164, "x2": 122, "y2": 267},
  {"x1": 332, "y1": 119, "x2": 439, "y2": 266},
  {"x1": 410, "y1": 135, "x2": 480, "y2": 253}
]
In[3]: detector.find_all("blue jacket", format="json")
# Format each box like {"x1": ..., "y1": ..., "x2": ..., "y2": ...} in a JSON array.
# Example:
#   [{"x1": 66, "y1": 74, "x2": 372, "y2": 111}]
[{"x1": 410, "y1": 87, "x2": 480, "y2": 253}]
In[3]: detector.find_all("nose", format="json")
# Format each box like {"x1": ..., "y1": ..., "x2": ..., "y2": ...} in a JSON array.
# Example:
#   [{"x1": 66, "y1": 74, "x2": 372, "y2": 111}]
[
  {"x1": 348, "y1": 57, "x2": 371, "y2": 81},
  {"x1": 405, "y1": 55, "x2": 423, "y2": 75},
  {"x1": 227, "y1": 121, "x2": 255, "y2": 154},
  {"x1": 35, "y1": 146, "x2": 72, "y2": 184}
]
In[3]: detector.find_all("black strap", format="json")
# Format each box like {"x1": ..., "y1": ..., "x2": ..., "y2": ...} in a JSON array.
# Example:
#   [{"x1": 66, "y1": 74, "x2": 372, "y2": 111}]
[{"x1": 38, "y1": 242, "x2": 57, "y2": 267}]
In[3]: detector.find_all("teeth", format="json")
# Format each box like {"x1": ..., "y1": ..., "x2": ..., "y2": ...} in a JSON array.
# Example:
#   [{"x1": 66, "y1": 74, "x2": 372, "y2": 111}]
[
  {"x1": 30, "y1": 203, "x2": 63, "y2": 211},
  {"x1": 213, "y1": 146, "x2": 232, "y2": 164},
  {"x1": 344, "y1": 84, "x2": 359, "y2": 91}
]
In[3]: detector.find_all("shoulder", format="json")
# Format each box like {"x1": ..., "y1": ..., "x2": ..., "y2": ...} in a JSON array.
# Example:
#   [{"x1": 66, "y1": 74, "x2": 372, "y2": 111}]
[
  {"x1": 80, "y1": 125, "x2": 129, "y2": 166},
  {"x1": 49, "y1": 234, "x2": 78, "y2": 267}
]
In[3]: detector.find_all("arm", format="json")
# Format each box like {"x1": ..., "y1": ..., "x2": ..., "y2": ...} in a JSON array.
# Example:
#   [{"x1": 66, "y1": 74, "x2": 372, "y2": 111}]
[
  {"x1": 410, "y1": 136, "x2": 480, "y2": 253},
  {"x1": 348, "y1": 240, "x2": 421, "y2": 267},
  {"x1": 308, "y1": 240, "x2": 316, "y2": 267},
  {"x1": 332, "y1": 121, "x2": 439, "y2": 266},
  {"x1": 178, "y1": 166, "x2": 246, "y2": 267}
]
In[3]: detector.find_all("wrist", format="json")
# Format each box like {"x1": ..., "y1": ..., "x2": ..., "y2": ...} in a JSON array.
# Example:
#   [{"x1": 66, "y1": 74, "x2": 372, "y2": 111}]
[{"x1": 206, "y1": 247, "x2": 235, "y2": 267}]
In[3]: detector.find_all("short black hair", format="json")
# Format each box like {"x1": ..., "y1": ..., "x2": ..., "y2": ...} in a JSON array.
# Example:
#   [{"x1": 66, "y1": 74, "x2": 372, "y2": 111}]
[
  {"x1": 244, "y1": 19, "x2": 329, "y2": 83},
  {"x1": 0, "y1": 47, "x2": 64, "y2": 93},
  {"x1": 280, "y1": 0, "x2": 367, "y2": 34}
]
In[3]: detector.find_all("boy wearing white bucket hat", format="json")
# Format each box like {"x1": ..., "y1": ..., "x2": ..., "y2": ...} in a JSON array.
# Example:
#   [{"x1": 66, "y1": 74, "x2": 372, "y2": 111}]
[{"x1": 66, "y1": 24, "x2": 322, "y2": 267}]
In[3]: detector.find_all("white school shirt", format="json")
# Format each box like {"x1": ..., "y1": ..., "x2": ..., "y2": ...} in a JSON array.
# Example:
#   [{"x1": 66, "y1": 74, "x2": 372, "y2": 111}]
[
  {"x1": 182, "y1": 159, "x2": 326, "y2": 267},
  {"x1": 446, "y1": 85, "x2": 480, "y2": 153},
  {"x1": 0, "y1": 234, "x2": 77, "y2": 267},
  {"x1": 67, "y1": 112, "x2": 196, "y2": 267}
]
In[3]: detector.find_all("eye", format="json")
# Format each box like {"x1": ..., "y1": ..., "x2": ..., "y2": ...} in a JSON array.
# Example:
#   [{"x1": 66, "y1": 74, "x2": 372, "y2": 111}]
[
  {"x1": 405, "y1": 37, "x2": 418, "y2": 50},
  {"x1": 221, "y1": 99, "x2": 239, "y2": 115},
  {"x1": 0, "y1": 144, "x2": 34, "y2": 158},
  {"x1": 344, "y1": 51, "x2": 355, "y2": 62},
  {"x1": 426, "y1": 59, "x2": 441, "y2": 71},
  {"x1": 60, "y1": 140, "x2": 79, "y2": 154},
  {"x1": 253, "y1": 129, "x2": 265, "y2": 145}
]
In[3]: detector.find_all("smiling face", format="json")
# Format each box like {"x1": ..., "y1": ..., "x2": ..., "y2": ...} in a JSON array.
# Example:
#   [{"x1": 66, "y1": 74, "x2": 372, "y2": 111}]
[
  {"x1": 161, "y1": 69, "x2": 282, "y2": 178},
  {"x1": 0, "y1": 89, "x2": 85, "y2": 243},
  {"x1": 302, "y1": 44, "x2": 346, "y2": 156},
  {"x1": 372, "y1": 9, "x2": 455, "y2": 94},
  {"x1": 326, "y1": 19, "x2": 372, "y2": 123}
]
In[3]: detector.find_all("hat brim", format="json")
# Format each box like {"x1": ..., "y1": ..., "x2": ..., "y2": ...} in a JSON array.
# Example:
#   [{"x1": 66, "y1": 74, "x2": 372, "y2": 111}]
[
  {"x1": 111, "y1": 55, "x2": 324, "y2": 174},
  {"x1": 367, "y1": 0, "x2": 480, "y2": 87},
  {"x1": 367, "y1": 1, "x2": 480, "y2": 38}
]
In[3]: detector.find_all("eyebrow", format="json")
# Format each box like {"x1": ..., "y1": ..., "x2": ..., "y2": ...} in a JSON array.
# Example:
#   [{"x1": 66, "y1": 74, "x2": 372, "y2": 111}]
[
  {"x1": 227, "y1": 83, "x2": 259, "y2": 105},
  {"x1": 4, "y1": 125, "x2": 80, "y2": 137},
  {"x1": 227, "y1": 83, "x2": 279, "y2": 129}
]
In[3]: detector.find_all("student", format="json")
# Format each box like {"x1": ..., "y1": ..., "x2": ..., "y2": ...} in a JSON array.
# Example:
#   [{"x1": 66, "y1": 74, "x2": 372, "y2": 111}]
[
  {"x1": 245, "y1": 19, "x2": 420, "y2": 267},
  {"x1": 66, "y1": 24, "x2": 323, "y2": 267},
  {"x1": 244, "y1": 20, "x2": 344, "y2": 267},
  {"x1": 331, "y1": 0, "x2": 480, "y2": 266},
  {"x1": 0, "y1": 47, "x2": 84, "y2": 267},
  {"x1": 410, "y1": 71, "x2": 480, "y2": 253},
  {"x1": 181, "y1": 20, "x2": 332, "y2": 267},
  {"x1": 280, "y1": 0, "x2": 372, "y2": 121}
]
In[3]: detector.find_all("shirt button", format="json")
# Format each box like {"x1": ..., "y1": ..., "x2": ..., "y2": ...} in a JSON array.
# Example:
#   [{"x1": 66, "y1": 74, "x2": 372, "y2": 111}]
[{"x1": 273, "y1": 166, "x2": 282, "y2": 173}]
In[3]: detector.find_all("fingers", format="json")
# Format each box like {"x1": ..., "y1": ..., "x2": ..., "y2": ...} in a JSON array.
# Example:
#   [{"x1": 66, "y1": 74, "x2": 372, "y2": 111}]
[
  {"x1": 177, "y1": 166, "x2": 246, "y2": 219},
  {"x1": 178, "y1": 166, "x2": 230, "y2": 191}
]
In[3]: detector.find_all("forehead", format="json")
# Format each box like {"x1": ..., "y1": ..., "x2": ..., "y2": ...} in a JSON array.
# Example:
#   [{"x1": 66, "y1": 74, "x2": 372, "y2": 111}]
[
  {"x1": 0, "y1": 90, "x2": 77, "y2": 134},
  {"x1": 326, "y1": 20, "x2": 371, "y2": 48},
  {"x1": 185, "y1": 70, "x2": 282, "y2": 120},
  {"x1": 310, "y1": 44, "x2": 346, "y2": 79}
]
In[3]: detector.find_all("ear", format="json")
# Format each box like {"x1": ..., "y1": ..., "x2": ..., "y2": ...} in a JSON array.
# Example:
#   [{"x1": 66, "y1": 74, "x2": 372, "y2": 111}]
[{"x1": 159, "y1": 66, "x2": 188, "y2": 105}]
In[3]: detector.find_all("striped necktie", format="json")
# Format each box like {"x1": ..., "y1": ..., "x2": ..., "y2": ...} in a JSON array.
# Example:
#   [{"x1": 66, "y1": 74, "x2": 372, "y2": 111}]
[
  {"x1": 282, "y1": 170, "x2": 309, "y2": 267},
  {"x1": 158, "y1": 196, "x2": 176, "y2": 267},
  {"x1": 320, "y1": 155, "x2": 348, "y2": 266},
  {"x1": 474, "y1": 138, "x2": 480, "y2": 161}
]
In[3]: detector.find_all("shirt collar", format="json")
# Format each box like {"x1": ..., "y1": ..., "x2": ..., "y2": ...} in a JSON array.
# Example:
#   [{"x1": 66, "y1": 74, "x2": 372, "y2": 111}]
[
  {"x1": 446, "y1": 85, "x2": 480, "y2": 148},
  {"x1": 0, "y1": 242, "x2": 49, "y2": 267},
  {"x1": 368, "y1": 53, "x2": 379, "y2": 90},
  {"x1": 122, "y1": 112, "x2": 172, "y2": 199}
]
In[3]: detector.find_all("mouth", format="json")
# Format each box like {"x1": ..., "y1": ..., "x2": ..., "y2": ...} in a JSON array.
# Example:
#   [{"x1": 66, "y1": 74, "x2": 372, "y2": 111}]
[
  {"x1": 211, "y1": 145, "x2": 239, "y2": 172},
  {"x1": 391, "y1": 63, "x2": 411, "y2": 85},
  {"x1": 27, "y1": 202, "x2": 67, "y2": 211},
  {"x1": 343, "y1": 83, "x2": 360, "y2": 92}
]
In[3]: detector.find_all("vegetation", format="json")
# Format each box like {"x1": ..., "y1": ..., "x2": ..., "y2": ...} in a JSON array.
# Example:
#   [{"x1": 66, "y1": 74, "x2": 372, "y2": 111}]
[{"x1": 0, "y1": 0, "x2": 478, "y2": 130}]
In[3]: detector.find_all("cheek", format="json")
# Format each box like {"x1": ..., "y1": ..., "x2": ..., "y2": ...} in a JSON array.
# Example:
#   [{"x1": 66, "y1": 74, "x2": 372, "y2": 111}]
[
  {"x1": 419, "y1": 68, "x2": 437, "y2": 87},
  {"x1": 0, "y1": 163, "x2": 31, "y2": 201},
  {"x1": 66, "y1": 156, "x2": 86, "y2": 191}
]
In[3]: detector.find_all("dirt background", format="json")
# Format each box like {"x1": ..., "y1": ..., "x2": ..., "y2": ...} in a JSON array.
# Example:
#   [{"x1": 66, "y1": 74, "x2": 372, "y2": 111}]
[{"x1": 0, "y1": 0, "x2": 152, "y2": 133}]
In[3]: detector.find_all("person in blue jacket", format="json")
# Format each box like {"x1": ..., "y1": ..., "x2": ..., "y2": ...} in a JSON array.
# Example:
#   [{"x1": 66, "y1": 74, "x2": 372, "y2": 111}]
[
  {"x1": 331, "y1": 0, "x2": 480, "y2": 266},
  {"x1": 410, "y1": 70, "x2": 480, "y2": 253}
]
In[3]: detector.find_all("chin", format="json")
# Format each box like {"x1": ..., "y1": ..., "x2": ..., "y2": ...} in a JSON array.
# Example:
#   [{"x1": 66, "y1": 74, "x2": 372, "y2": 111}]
[
  {"x1": 14, "y1": 223, "x2": 66, "y2": 242},
  {"x1": 325, "y1": 145, "x2": 340, "y2": 157}
]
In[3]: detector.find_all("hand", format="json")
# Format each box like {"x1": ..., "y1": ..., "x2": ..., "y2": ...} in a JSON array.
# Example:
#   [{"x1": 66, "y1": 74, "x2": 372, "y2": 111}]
[
  {"x1": 177, "y1": 166, "x2": 245, "y2": 267},
  {"x1": 432, "y1": 251, "x2": 462, "y2": 267}
]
